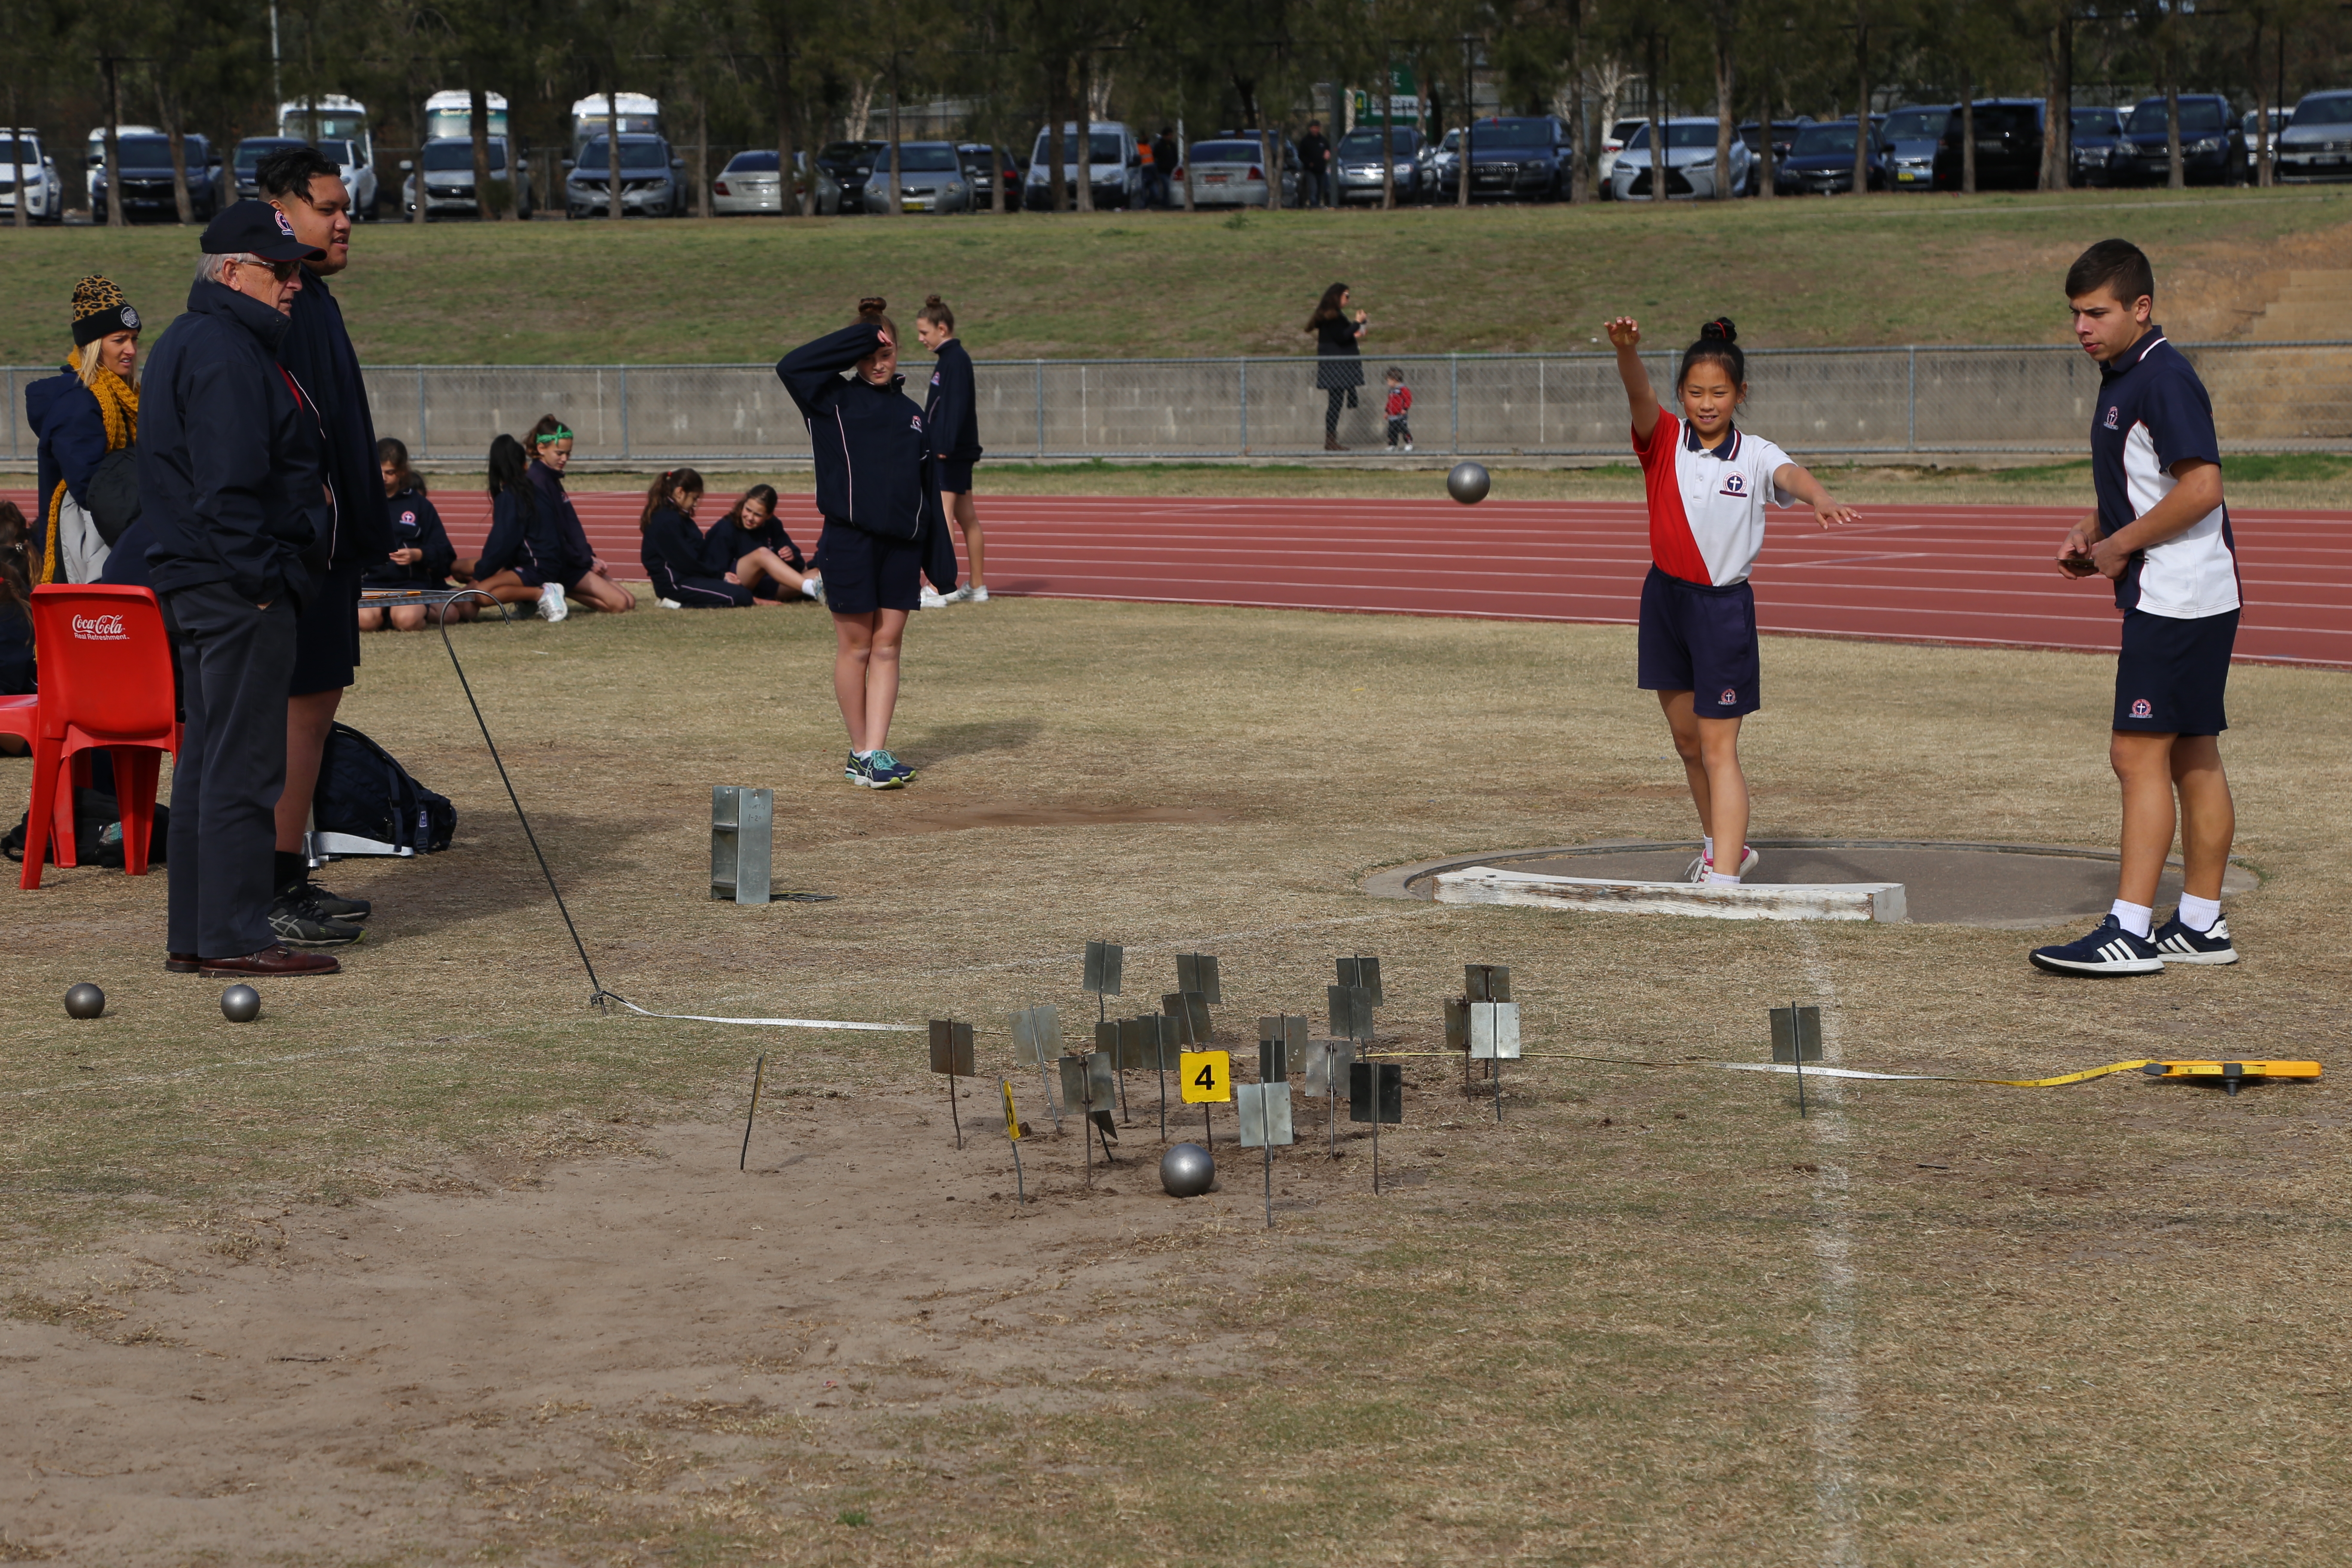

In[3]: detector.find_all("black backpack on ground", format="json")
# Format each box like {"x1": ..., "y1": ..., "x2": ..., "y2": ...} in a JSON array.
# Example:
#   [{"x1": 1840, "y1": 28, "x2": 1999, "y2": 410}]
[{"x1": 312, "y1": 722, "x2": 455, "y2": 854}]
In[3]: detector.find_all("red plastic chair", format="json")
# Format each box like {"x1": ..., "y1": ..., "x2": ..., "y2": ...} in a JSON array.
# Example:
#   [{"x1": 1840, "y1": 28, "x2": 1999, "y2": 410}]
[{"x1": 20, "y1": 584, "x2": 180, "y2": 890}]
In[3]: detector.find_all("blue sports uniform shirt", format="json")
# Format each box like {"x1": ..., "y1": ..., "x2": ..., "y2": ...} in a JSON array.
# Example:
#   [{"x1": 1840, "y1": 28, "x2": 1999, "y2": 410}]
[{"x1": 2089, "y1": 329, "x2": 2241, "y2": 619}]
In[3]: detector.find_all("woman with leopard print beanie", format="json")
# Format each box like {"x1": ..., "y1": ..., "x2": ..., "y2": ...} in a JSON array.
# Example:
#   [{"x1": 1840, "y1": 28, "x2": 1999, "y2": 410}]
[{"x1": 25, "y1": 275, "x2": 142, "y2": 582}]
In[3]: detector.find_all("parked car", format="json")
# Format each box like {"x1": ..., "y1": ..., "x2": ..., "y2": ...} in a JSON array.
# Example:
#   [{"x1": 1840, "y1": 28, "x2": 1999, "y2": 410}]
[
  {"x1": 860, "y1": 140, "x2": 973, "y2": 214},
  {"x1": 1876, "y1": 105, "x2": 1948, "y2": 189},
  {"x1": 2111, "y1": 95, "x2": 2244, "y2": 185},
  {"x1": 1454, "y1": 115, "x2": 1574, "y2": 201},
  {"x1": 84, "y1": 124, "x2": 163, "y2": 170},
  {"x1": 403, "y1": 136, "x2": 532, "y2": 218},
  {"x1": 2275, "y1": 90, "x2": 2352, "y2": 181},
  {"x1": 1178, "y1": 134, "x2": 1292, "y2": 208},
  {"x1": 1775, "y1": 119, "x2": 1883, "y2": 194},
  {"x1": 1594, "y1": 118, "x2": 1645, "y2": 196},
  {"x1": 90, "y1": 132, "x2": 223, "y2": 222},
  {"x1": 2243, "y1": 107, "x2": 2290, "y2": 175},
  {"x1": 1333, "y1": 124, "x2": 1428, "y2": 203},
  {"x1": 231, "y1": 135, "x2": 308, "y2": 198},
  {"x1": 1928, "y1": 99, "x2": 2043, "y2": 189},
  {"x1": 1610, "y1": 118, "x2": 1752, "y2": 200},
  {"x1": 315, "y1": 136, "x2": 380, "y2": 218},
  {"x1": 566, "y1": 134, "x2": 683, "y2": 217},
  {"x1": 1737, "y1": 119, "x2": 1814, "y2": 191},
  {"x1": 956, "y1": 142, "x2": 1020, "y2": 208},
  {"x1": 2070, "y1": 105, "x2": 2123, "y2": 184},
  {"x1": 710, "y1": 149, "x2": 841, "y2": 215},
  {"x1": 815, "y1": 140, "x2": 887, "y2": 206},
  {"x1": 1023, "y1": 122, "x2": 1145, "y2": 209},
  {"x1": 278, "y1": 95, "x2": 373, "y2": 168},
  {"x1": 0, "y1": 128, "x2": 65, "y2": 222}
]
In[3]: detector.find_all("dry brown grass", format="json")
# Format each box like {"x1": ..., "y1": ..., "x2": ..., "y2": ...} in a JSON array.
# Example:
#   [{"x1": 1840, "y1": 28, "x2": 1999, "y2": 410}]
[{"x1": 4, "y1": 596, "x2": 2350, "y2": 1562}]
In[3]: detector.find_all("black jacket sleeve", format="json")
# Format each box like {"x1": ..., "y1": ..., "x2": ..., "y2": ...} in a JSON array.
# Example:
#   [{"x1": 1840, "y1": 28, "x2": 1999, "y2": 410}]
[
  {"x1": 777, "y1": 322, "x2": 891, "y2": 420},
  {"x1": 475, "y1": 490, "x2": 529, "y2": 577},
  {"x1": 0, "y1": 604, "x2": 31, "y2": 696},
  {"x1": 930, "y1": 342, "x2": 983, "y2": 462},
  {"x1": 410, "y1": 496, "x2": 456, "y2": 584}
]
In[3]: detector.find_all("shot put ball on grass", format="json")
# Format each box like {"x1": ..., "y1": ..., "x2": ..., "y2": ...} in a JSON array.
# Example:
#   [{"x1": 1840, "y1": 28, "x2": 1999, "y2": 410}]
[
  {"x1": 220, "y1": 985, "x2": 262, "y2": 1023},
  {"x1": 64, "y1": 983, "x2": 105, "y2": 1020},
  {"x1": 1447, "y1": 462, "x2": 1490, "y2": 504}
]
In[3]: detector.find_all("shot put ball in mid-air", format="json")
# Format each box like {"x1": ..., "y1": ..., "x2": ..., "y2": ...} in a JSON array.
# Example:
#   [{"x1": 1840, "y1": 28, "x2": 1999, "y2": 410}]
[
  {"x1": 64, "y1": 983, "x2": 105, "y2": 1020},
  {"x1": 1447, "y1": 461, "x2": 1491, "y2": 505},
  {"x1": 220, "y1": 984, "x2": 262, "y2": 1023},
  {"x1": 1160, "y1": 1142, "x2": 1215, "y2": 1198}
]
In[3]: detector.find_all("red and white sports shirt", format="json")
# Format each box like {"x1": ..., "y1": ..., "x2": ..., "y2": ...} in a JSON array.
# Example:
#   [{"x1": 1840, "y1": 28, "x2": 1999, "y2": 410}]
[{"x1": 1632, "y1": 411, "x2": 1795, "y2": 587}]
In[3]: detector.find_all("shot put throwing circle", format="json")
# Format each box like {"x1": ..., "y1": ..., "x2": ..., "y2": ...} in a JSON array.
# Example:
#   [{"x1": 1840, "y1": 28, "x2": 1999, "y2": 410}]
[
  {"x1": 1160, "y1": 1142, "x2": 1215, "y2": 1198},
  {"x1": 64, "y1": 983, "x2": 105, "y2": 1020},
  {"x1": 1446, "y1": 462, "x2": 1490, "y2": 505},
  {"x1": 220, "y1": 985, "x2": 262, "y2": 1023}
]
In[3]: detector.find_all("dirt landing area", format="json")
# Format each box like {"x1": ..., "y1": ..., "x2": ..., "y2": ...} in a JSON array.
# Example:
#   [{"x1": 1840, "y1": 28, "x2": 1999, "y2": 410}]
[{"x1": 1, "y1": 1084, "x2": 1389, "y2": 1564}]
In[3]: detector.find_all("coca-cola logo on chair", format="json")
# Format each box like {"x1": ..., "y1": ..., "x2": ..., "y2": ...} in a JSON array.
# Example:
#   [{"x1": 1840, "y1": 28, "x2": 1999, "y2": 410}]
[{"x1": 71, "y1": 613, "x2": 128, "y2": 641}]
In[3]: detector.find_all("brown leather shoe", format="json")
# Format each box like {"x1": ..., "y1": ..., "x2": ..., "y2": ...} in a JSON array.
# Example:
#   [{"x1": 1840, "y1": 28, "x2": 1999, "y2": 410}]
[
  {"x1": 165, "y1": 952, "x2": 200, "y2": 974},
  {"x1": 198, "y1": 945, "x2": 341, "y2": 978}
]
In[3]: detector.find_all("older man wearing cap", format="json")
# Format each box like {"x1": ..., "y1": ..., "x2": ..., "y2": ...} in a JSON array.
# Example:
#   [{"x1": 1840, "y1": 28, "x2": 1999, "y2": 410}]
[{"x1": 139, "y1": 199, "x2": 340, "y2": 979}]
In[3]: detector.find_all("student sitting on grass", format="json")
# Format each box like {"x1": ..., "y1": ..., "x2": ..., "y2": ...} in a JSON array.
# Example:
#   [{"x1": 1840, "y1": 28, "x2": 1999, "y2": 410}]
[
  {"x1": 640, "y1": 468, "x2": 756, "y2": 607},
  {"x1": 707, "y1": 484, "x2": 823, "y2": 603},
  {"x1": 358, "y1": 438, "x2": 470, "y2": 631},
  {"x1": 457, "y1": 418, "x2": 635, "y2": 622}
]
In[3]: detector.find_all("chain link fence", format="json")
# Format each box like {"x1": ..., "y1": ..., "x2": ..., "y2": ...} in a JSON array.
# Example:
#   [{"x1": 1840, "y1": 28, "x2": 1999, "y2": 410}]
[{"x1": 7, "y1": 343, "x2": 2346, "y2": 466}]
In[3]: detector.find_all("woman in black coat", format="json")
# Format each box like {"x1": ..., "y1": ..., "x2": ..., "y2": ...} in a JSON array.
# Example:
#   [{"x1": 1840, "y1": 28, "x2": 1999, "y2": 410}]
[
  {"x1": 1307, "y1": 281, "x2": 1369, "y2": 451},
  {"x1": 776, "y1": 298, "x2": 956, "y2": 790}
]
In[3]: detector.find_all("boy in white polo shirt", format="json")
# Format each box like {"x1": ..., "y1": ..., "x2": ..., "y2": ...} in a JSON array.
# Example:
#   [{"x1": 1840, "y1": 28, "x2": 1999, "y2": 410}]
[{"x1": 2032, "y1": 239, "x2": 2243, "y2": 976}]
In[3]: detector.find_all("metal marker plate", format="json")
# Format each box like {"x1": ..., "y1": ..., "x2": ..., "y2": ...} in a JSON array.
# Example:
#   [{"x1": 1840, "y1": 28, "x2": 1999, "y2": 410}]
[
  {"x1": 1468, "y1": 1001, "x2": 1522, "y2": 1060},
  {"x1": 1348, "y1": 1060, "x2": 1403, "y2": 1124},
  {"x1": 1139, "y1": 1014, "x2": 1182, "y2": 1070},
  {"x1": 1328, "y1": 984, "x2": 1376, "y2": 1041},
  {"x1": 1084, "y1": 940, "x2": 1124, "y2": 997},
  {"x1": 1302, "y1": 1038, "x2": 1356, "y2": 1098},
  {"x1": 1237, "y1": 1082, "x2": 1296, "y2": 1148},
  {"x1": 1335, "y1": 956, "x2": 1384, "y2": 1004},
  {"x1": 710, "y1": 786, "x2": 775, "y2": 905},
  {"x1": 1443, "y1": 998, "x2": 1468, "y2": 1052},
  {"x1": 1163, "y1": 990, "x2": 1213, "y2": 1044},
  {"x1": 928, "y1": 1020, "x2": 975, "y2": 1076},
  {"x1": 1099, "y1": 1018, "x2": 1124, "y2": 1063},
  {"x1": 1464, "y1": 963, "x2": 1511, "y2": 1003},
  {"x1": 1770, "y1": 1005, "x2": 1823, "y2": 1063},
  {"x1": 1010, "y1": 1003, "x2": 1062, "y2": 1066},
  {"x1": 1176, "y1": 953, "x2": 1224, "y2": 1004}
]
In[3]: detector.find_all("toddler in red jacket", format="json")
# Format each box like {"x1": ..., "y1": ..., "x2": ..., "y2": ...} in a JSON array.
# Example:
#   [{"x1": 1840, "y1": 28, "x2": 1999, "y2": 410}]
[{"x1": 1383, "y1": 367, "x2": 1414, "y2": 452}]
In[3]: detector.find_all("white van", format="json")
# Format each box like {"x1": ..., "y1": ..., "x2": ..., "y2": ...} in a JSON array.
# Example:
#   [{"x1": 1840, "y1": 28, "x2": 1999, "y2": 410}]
[
  {"x1": 277, "y1": 95, "x2": 373, "y2": 165},
  {"x1": 1021, "y1": 121, "x2": 1142, "y2": 209},
  {"x1": 423, "y1": 90, "x2": 507, "y2": 144},
  {"x1": 570, "y1": 93, "x2": 660, "y2": 153}
]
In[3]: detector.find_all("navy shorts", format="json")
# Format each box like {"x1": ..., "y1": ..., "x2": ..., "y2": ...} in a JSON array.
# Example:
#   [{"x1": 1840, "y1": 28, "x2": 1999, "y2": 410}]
[
  {"x1": 2114, "y1": 607, "x2": 2236, "y2": 735},
  {"x1": 508, "y1": 564, "x2": 586, "y2": 594},
  {"x1": 1636, "y1": 565, "x2": 1760, "y2": 718},
  {"x1": 937, "y1": 457, "x2": 975, "y2": 494},
  {"x1": 814, "y1": 520, "x2": 920, "y2": 615},
  {"x1": 290, "y1": 560, "x2": 363, "y2": 695}
]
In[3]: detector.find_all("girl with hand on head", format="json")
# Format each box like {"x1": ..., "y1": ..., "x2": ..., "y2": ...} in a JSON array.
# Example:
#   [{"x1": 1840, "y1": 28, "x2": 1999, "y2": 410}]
[
  {"x1": 707, "y1": 484, "x2": 822, "y2": 603},
  {"x1": 775, "y1": 297, "x2": 957, "y2": 790},
  {"x1": 1609, "y1": 315, "x2": 1858, "y2": 886},
  {"x1": 358, "y1": 437, "x2": 468, "y2": 630}
]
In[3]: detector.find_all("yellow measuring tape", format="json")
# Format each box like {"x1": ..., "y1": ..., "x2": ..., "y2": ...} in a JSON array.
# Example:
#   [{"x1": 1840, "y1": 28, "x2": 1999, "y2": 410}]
[{"x1": 1722, "y1": 1058, "x2": 2322, "y2": 1087}]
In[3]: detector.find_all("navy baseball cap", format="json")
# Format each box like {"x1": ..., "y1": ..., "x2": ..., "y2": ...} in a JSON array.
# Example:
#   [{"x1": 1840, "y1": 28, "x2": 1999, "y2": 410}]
[{"x1": 200, "y1": 198, "x2": 327, "y2": 262}]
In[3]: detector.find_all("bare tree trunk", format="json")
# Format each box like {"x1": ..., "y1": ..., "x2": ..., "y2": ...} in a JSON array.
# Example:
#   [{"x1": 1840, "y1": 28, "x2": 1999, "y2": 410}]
[
  {"x1": 155, "y1": 80, "x2": 195, "y2": 223},
  {"x1": 102, "y1": 58, "x2": 125, "y2": 228},
  {"x1": 1755, "y1": 71, "x2": 1774, "y2": 198},
  {"x1": 1713, "y1": 16, "x2": 1736, "y2": 199},
  {"x1": 775, "y1": 52, "x2": 803, "y2": 216},
  {"x1": 411, "y1": 83, "x2": 430, "y2": 224},
  {"x1": 606, "y1": 87, "x2": 622, "y2": 217},
  {"x1": 1850, "y1": 9, "x2": 1870, "y2": 195},
  {"x1": 2165, "y1": 67, "x2": 2184, "y2": 189},
  {"x1": 1179, "y1": 112, "x2": 1194, "y2": 210},
  {"x1": 884, "y1": 74, "x2": 901, "y2": 214},
  {"x1": 844, "y1": 76, "x2": 879, "y2": 141},
  {"x1": 1565, "y1": 11, "x2": 1587, "y2": 202},
  {"x1": 1645, "y1": 31, "x2": 1664, "y2": 203},
  {"x1": 1075, "y1": 57, "x2": 1095, "y2": 211},
  {"x1": 1047, "y1": 69, "x2": 1067, "y2": 210},
  {"x1": 1459, "y1": 36, "x2": 1473, "y2": 207},
  {"x1": 1960, "y1": 70, "x2": 1975, "y2": 192},
  {"x1": 8, "y1": 83, "x2": 25, "y2": 229},
  {"x1": 692, "y1": 92, "x2": 707, "y2": 217},
  {"x1": 505, "y1": 106, "x2": 521, "y2": 216},
  {"x1": 2037, "y1": 26, "x2": 2062, "y2": 189},
  {"x1": 470, "y1": 84, "x2": 493, "y2": 220},
  {"x1": 2253, "y1": 20, "x2": 2271, "y2": 187}
]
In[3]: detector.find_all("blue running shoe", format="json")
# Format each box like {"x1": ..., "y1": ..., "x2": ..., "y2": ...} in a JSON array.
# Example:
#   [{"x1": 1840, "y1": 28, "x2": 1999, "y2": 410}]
[
  {"x1": 868, "y1": 748, "x2": 915, "y2": 787},
  {"x1": 2029, "y1": 915, "x2": 2165, "y2": 977},
  {"x1": 845, "y1": 752, "x2": 883, "y2": 789},
  {"x1": 2153, "y1": 913, "x2": 2239, "y2": 965}
]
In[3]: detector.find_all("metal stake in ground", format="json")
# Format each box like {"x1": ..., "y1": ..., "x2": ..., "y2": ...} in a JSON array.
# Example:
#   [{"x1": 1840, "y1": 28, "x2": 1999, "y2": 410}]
[
  {"x1": 1001, "y1": 1080, "x2": 1027, "y2": 1204},
  {"x1": 1010, "y1": 1004, "x2": 1064, "y2": 1130},
  {"x1": 1463, "y1": 964, "x2": 1510, "y2": 1099},
  {"x1": 739, "y1": 1054, "x2": 766, "y2": 1171},
  {"x1": 1259, "y1": 1014, "x2": 1305, "y2": 1085},
  {"x1": 1148, "y1": 1014, "x2": 1179, "y2": 1140},
  {"x1": 1467, "y1": 998, "x2": 1522, "y2": 1122},
  {"x1": 1237, "y1": 1080, "x2": 1297, "y2": 1228},
  {"x1": 1349, "y1": 1059, "x2": 1403, "y2": 1193},
  {"x1": 1302, "y1": 1037, "x2": 1356, "y2": 1160},
  {"x1": 930, "y1": 1020, "x2": 976, "y2": 1148},
  {"x1": 1084, "y1": 940, "x2": 1124, "y2": 1029},
  {"x1": 1770, "y1": 1002, "x2": 1823, "y2": 1118}
]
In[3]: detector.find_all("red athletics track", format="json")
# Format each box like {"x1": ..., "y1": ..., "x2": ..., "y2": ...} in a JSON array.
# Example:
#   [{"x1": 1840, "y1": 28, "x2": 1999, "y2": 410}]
[{"x1": 13, "y1": 488, "x2": 2346, "y2": 667}]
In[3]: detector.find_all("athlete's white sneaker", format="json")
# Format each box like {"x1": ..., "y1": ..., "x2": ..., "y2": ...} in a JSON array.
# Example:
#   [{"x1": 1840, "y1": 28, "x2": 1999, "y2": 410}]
[
  {"x1": 802, "y1": 574, "x2": 824, "y2": 603},
  {"x1": 538, "y1": 583, "x2": 569, "y2": 623},
  {"x1": 919, "y1": 584, "x2": 947, "y2": 610},
  {"x1": 971, "y1": 585, "x2": 988, "y2": 603},
  {"x1": 1685, "y1": 845, "x2": 1759, "y2": 882},
  {"x1": 655, "y1": 597, "x2": 682, "y2": 610},
  {"x1": 2153, "y1": 913, "x2": 2239, "y2": 965},
  {"x1": 942, "y1": 584, "x2": 989, "y2": 604}
]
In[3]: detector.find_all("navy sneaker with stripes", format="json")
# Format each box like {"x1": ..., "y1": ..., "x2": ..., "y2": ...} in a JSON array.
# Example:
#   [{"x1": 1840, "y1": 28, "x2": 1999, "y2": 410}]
[
  {"x1": 2153, "y1": 913, "x2": 2239, "y2": 965},
  {"x1": 2028, "y1": 915, "x2": 2165, "y2": 976}
]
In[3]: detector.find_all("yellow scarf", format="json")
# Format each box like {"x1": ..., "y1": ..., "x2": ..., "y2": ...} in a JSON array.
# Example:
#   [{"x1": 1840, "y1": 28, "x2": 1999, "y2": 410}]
[{"x1": 40, "y1": 350, "x2": 140, "y2": 585}]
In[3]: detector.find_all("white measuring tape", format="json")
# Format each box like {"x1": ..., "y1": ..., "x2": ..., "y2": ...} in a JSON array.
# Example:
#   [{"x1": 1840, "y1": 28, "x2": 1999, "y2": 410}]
[{"x1": 611, "y1": 998, "x2": 924, "y2": 1032}]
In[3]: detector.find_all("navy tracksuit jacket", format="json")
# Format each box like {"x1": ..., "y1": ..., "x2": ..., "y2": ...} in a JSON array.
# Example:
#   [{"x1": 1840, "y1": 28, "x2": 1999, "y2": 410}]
[{"x1": 774, "y1": 322, "x2": 956, "y2": 590}]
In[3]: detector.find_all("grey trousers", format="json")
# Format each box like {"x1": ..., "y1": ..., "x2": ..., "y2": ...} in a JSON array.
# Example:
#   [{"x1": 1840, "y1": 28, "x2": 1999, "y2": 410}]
[{"x1": 163, "y1": 582, "x2": 294, "y2": 959}]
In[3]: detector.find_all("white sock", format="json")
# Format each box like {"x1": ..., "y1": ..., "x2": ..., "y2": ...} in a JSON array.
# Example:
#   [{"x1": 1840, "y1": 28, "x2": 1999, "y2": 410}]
[
  {"x1": 2110, "y1": 900, "x2": 2154, "y2": 940},
  {"x1": 1705, "y1": 871, "x2": 1741, "y2": 886},
  {"x1": 854, "y1": 749, "x2": 875, "y2": 760},
  {"x1": 1702, "y1": 835, "x2": 1715, "y2": 866},
  {"x1": 801, "y1": 578, "x2": 820, "y2": 598},
  {"x1": 2177, "y1": 893, "x2": 2221, "y2": 933}
]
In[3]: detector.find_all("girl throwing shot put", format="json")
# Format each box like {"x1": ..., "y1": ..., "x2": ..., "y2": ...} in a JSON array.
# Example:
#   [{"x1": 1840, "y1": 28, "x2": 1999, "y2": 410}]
[
  {"x1": 1609, "y1": 316, "x2": 1859, "y2": 883},
  {"x1": 777, "y1": 298, "x2": 955, "y2": 789}
]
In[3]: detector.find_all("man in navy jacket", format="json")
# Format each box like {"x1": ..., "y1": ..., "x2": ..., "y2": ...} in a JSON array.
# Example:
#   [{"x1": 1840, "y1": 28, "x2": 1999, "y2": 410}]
[{"x1": 139, "y1": 200, "x2": 340, "y2": 979}]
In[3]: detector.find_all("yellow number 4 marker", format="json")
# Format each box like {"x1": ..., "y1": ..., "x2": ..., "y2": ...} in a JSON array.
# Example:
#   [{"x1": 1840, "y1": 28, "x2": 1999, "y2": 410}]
[{"x1": 1181, "y1": 1049, "x2": 1232, "y2": 1104}]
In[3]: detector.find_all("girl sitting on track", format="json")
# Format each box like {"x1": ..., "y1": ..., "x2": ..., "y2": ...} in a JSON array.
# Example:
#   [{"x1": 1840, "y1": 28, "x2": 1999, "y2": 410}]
[
  {"x1": 459, "y1": 418, "x2": 636, "y2": 622},
  {"x1": 707, "y1": 484, "x2": 822, "y2": 603},
  {"x1": 1608, "y1": 315, "x2": 1859, "y2": 884},
  {"x1": 775, "y1": 297, "x2": 956, "y2": 790},
  {"x1": 358, "y1": 438, "x2": 469, "y2": 631},
  {"x1": 639, "y1": 468, "x2": 753, "y2": 608}
]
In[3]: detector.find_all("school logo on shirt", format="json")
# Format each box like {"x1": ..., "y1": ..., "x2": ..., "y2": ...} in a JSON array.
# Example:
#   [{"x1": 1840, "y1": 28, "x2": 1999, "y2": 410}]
[
  {"x1": 399, "y1": 510, "x2": 417, "y2": 527},
  {"x1": 1720, "y1": 473, "x2": 1746, "y2": 497},
  {"x1": 274, "y1": 207, "x2": 297, "y2": 237},
  {"x1": 2130, "y1": 698, "x2": 2153, "y2": 719},
  {"x1": 1718, "y1": 687, "x2": 1738, "y2": 707},
  {"x1": 931, "y1": 370, "x2": 941, "y2": 386},
  {"x1": 2104, "y1": 405, "x2": 2120, "y2": 430},
  {"x1": 910, "y1": 414, "x2": 924, "y2": 430}
]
